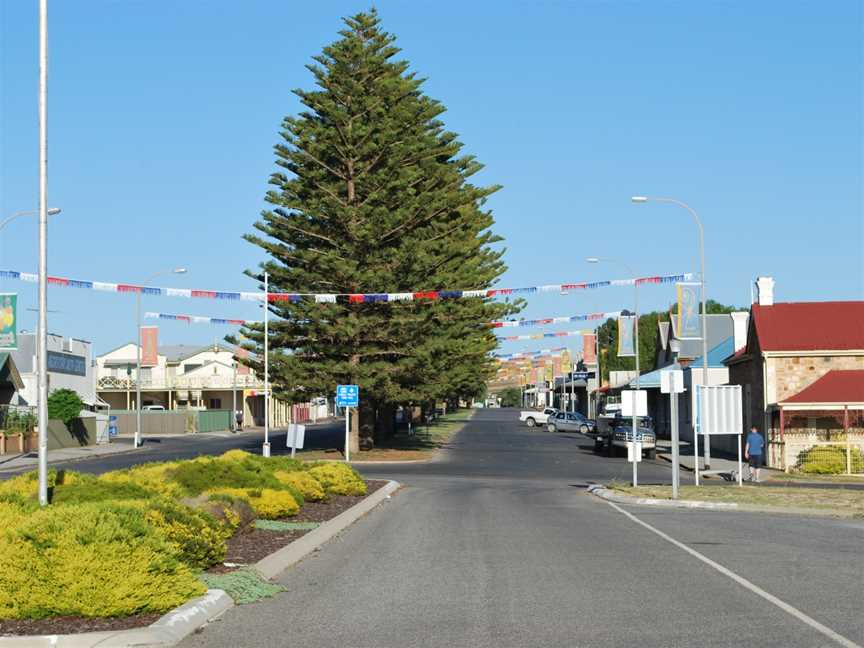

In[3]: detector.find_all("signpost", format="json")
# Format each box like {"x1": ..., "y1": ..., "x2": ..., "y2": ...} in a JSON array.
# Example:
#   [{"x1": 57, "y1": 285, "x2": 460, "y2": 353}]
[
  {"x1": 336, "y1": 385, "x2": 359, "y2": 462},
  {"x1": 287, "y1": 423, "x2": 306, "y2": 457},
  {"x1": 621, "y1": 389, "x2": 647, "y2": 486},
  {"x1": 661, "y1": 369, "x2": 685, "y2": 499}
]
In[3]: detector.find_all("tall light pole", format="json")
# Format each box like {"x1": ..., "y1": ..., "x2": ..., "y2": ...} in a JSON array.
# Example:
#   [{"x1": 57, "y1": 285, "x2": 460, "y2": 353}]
[
  {"x1": 631, "y1": 195, "x2": 710, "y2": 470},
  {"x1": 36, "y1": 0, "x2": 49, "y2": 506},
  {"x1": 135, "y1": 267, "x2": 186, "y2": 449},
  {"x1": 1, "y1": 207, "x2": 61, "y2": 232},
  {"x1": 263, "y1": 271, "x2": 270, "y2": 457},
  {"x1": 587, "y1": 257, "x2": 640, "y2": 487}
]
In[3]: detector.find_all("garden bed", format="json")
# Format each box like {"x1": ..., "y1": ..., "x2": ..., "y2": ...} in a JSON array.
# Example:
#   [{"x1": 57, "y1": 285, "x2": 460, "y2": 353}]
[{"x1": 0, "y1": 452, "x2": 376, "y2": 637}]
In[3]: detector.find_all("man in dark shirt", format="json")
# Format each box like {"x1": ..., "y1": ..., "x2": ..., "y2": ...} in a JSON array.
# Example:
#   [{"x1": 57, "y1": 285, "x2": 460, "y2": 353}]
[{"x1": 745, "y1": 426, "x2": 764, "y2": 482}]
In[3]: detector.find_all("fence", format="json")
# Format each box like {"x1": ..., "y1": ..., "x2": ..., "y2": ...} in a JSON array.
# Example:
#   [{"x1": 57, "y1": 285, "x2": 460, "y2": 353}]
[
  {"x1": 197, "y1": 409, "x2": 232, "y2": 433},
  {"x1": 788, "y1": 440, "x2": 864, "y2": 475},
  {"x1": 0, "y1": 405, "x2": 36, "y2": 434}
]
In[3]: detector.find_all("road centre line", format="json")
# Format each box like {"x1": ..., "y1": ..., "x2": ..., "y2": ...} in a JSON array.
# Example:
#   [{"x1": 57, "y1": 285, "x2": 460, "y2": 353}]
[{"x1": 604, "y1": 500, "x2": 862, "y2": 648}]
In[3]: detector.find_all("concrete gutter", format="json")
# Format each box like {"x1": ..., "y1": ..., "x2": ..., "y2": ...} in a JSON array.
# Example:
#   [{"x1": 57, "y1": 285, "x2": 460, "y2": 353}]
[
  {"x1": 587, "y1": 484, "x2": 860, "y2": 518},
  {"x1": 0, "y1": 589, "x2": 233, "y2": 648},
  {"x1": 255, "y1": 479, "x2": 401, "y2": 579},
  {"x1": 1, "y1": 480, "x2": 401, "y2": 647}
]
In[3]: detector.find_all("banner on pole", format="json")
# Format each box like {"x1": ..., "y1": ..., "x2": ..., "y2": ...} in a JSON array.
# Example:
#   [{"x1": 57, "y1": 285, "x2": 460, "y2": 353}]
[
  {"x1": 617, "y1": 316, "x2": 636, "y2": 358},
  {"x1": 675, "y1": 283, "x2": 702, "y2": 340},
  {"x1": 140, "y1": 326, "x2": 158, "y2": 366},
  {"x1": 582, "y1": 333, "x2": 596, "y2": 364},
  {"x1": 0, "y1": 294, "x2": 17, "y2": 350}
]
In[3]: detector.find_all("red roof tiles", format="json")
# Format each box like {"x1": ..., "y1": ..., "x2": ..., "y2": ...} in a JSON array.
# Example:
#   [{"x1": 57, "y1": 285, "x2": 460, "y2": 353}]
[
  {"x1": 752, "y1": 301, "x2": 864, "y2": 352},
  {"x1": 781, "y1": 370, "x2": 864, "y2": 404}
]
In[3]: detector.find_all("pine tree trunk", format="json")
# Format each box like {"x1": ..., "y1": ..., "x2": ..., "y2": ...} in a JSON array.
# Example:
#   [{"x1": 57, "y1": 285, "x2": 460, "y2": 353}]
[
  {"x1": 358, "y1": 400, "x2": 376, "y2": 450},
  {"x1": 375, "y1": 403, "x2": 396, "y2": 443},
  {"x1": 349, "y1": 354, "x2": 361, "y2": 454}
]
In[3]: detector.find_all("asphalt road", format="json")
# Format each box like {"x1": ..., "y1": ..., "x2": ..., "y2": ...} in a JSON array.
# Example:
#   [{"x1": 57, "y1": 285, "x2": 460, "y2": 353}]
[{"x1": 176, "y1": 408, "x2": 864, "y2": 648}]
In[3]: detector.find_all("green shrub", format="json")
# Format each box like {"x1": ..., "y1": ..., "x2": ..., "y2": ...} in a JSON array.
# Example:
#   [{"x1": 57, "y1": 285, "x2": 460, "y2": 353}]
[
  {"x1": 51, "y1": 472, "x2": 153, "y2": 504},
  {"x1": 795, "y1": 445, "x2": 864, "y2": 474},
  {"x1": 306, "y1": 463, "x2": 367, "y2": 496},
  {"x1": 47, "y1": 389, "x2": 85, "y2": 428},
  {"x1": 0, "y1": 501, "x2": 205, "y2": 619},
  {"x1": 168, "y1": 456, "x2": 283, "y2": 496}
]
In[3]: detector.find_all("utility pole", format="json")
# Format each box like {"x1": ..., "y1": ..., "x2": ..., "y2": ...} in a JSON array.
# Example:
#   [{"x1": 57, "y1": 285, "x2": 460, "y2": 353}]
[{"x1": 263, "y1": 271, "x2": 270, "y2": 457}]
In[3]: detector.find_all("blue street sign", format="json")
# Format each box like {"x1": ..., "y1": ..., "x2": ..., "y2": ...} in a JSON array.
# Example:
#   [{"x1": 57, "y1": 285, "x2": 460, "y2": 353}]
[{"x1": 336, "y1": 384, "x2": 359, "y2": 408}]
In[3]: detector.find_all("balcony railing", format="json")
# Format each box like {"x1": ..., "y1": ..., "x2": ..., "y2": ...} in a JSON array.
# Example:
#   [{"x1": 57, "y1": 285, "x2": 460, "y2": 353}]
[{"x1": 97, "y1": 374, "x2": 263, "y2": 391}]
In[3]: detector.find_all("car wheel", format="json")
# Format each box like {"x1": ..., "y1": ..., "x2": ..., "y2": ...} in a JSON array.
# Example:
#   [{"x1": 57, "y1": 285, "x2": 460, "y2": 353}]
[
  {"x1": 580, "y1": 424, "x2": 589, "y2": 434},
  {"x1": 526, "y1": 418, "x2": 535, "y2": 427},
  {"x1": 646, "y1": 449, "x2": 657, "y2": 460},
  {"x1": 594, "y1": 440, "x2": 603, "y2": 453},
  {"x1": 547, "y1": 424, "x2": 557, "y2": 433},
  {"x1": 606, "y1": 440, "x2": 615, "y2": 457}
]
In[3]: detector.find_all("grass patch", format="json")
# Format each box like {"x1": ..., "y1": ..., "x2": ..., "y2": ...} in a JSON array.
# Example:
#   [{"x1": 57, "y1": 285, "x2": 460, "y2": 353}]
[
  {"x1": 298, "y1": 409, "x2": 475, "y2": 462},
  {"x1": 199, "y1": 569, "x2": 283, "y2": 605},
  {"x1": 766, "y1": 472, "x2": 864, "y2": 484},
  {"x1": 608, "y1": 483, "x2": 864, "y2": 516},
  {"x1": 254, "y1": 520, "x2": 320, "y2": 531}
]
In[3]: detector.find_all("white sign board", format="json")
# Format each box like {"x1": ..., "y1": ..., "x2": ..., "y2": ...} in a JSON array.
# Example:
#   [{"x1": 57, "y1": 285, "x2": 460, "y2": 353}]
[
  {"x1": 627, "y1": 441, "x2": 643, "y2": 462},
  {"x1": 660, "y1": 369, "x2": 685, "y2": 394},
  {"x1": 287, "y1": 423, "x2": 306, "y2": 449},
  {"x1": 697, "y1": 385, "x2": 743, "y2": 435},
  {"x1": 621, "y1": 390, "x2": 648, "y2": 417}
]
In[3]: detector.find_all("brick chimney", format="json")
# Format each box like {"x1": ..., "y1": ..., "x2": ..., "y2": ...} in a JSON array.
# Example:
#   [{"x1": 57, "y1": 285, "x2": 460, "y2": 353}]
[
  {"x1": 730, "y1": 311, "x2": 749, "y2": 351},
  {"x1": 755, "y1": 276, "x2": 775, "y2": 306}
]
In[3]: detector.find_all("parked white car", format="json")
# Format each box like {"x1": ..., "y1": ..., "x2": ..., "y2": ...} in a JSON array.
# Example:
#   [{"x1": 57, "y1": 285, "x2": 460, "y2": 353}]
[{"x1": 519, "y1": 408, "x2": 557, "y2": 428}]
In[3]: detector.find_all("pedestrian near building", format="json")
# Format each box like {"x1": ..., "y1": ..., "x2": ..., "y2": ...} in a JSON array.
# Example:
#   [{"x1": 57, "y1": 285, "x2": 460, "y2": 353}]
[
  {"x1": 745, "y1": 425, "x2": 764, "y2": 482},
  {"x1": 235, "y1": 409, "x2": 243, "y2": 432}
]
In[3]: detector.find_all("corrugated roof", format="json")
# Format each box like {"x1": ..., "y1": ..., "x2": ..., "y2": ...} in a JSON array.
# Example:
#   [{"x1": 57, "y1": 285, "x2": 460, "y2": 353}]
[
  {"x1": 688, "y1": 337, "x2": 735, "y2": 369},
  {"x1": 781, "y1": 370, "x2": 864, "y2": 404},
  {"x1": 628, "y1": 362, "x2": 682, "y2": 389},
  {"x1": 752, "y1": 301, "x2": 864, "y2": 351}
]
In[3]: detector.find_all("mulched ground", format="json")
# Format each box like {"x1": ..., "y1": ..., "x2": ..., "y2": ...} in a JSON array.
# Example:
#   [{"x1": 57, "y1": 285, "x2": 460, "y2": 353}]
[
  {"x1": 0, "y1": 480, "x2": 388, "y2": 637},
  {"x1": 210, "y1": 479, "x2": 388, "y2": 570},
  {"x1": 0, "y1": 612, "x2": 163, "y2": 636}
]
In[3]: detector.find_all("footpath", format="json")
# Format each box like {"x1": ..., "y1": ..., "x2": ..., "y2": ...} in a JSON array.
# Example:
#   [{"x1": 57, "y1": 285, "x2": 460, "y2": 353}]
[
  {"x1": 0, "y1": 419, "x2": 340, "y2": 476},
  {"x1": 655, "y1": 439, "x2": 864, "y2": 490}
]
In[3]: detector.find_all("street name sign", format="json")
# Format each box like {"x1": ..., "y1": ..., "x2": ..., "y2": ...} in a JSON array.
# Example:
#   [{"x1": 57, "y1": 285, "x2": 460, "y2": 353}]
[{"x1": 336, "y1": 384, "x2": 359, "y2": 408}]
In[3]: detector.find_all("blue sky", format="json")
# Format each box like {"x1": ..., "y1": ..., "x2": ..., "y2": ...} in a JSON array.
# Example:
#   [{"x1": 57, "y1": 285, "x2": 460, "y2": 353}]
[{"x1": 1, "y1": 1, "x2": 861, "y2": 356}]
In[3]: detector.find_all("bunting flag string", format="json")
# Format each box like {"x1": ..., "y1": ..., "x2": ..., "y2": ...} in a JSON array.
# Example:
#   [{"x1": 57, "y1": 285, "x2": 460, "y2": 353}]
[
  {"x1": 496, "y1": 329, "x2": 592, "y2": 342},
  {"x1": 144, "y1": 309, "x2": 622, "y2": 329},
  {"x1": 493, "y1": 347, "x2": 568, "y2": 360},
  {"x1": 491, "y1": 311, "x2": 620, "y2": 328},
  {"x1": 144, "y1": 312, "x2": 254, "y2": 326},
  {"x1": 0, "y1": 269, "x2": 692, "y2": 304}
]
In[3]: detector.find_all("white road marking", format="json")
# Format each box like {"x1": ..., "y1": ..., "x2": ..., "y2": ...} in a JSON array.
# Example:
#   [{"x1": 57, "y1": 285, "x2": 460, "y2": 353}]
[{"x1": 605, "y1": 500, "x2": 862, "y2": 648}]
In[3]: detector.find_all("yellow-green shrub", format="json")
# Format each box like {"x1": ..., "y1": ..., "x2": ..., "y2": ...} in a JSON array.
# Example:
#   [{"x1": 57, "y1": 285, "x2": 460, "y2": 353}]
[
  {"x1": 306, "y1": 463, "x2": 367, "y2": 496},
  {"x1": 275, "y1": 470, "x2": 327, "y2": 502},
  {"x1": 220, "y1": 449, "x2": 253, "y2": 462},
  {"x1": 99, "y1": 462, "x2": 185, "y2": 498},
  {"x1": 206, "y1": 487, "x2": 299, "y2": 519},
  {"x1": 142, "y1": 500, "x2": 227, "y2": 569},
  {"x1": 0, "y1": 502, "x2": 205, "y2": 619}
]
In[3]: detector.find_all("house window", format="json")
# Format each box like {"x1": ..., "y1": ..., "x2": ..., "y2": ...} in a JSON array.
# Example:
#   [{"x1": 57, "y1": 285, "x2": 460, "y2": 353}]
[
  {"x1": 139, "y1": 367, "x2": 152, "y2": 381},
  {"x1": 209, "y1": 398, "x2": 221, "y2": 410}
]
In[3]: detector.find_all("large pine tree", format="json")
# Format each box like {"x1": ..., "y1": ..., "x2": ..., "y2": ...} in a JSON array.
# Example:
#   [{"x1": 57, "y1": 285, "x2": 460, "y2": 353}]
[{"x1": 239, "y1": 9, "x2": 515, "y2": 450}]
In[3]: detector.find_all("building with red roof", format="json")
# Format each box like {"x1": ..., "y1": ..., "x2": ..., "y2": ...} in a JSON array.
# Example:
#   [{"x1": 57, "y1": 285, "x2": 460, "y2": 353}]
[{"x1": 725, "y1": 277, "x2": 864, "y2": 470}]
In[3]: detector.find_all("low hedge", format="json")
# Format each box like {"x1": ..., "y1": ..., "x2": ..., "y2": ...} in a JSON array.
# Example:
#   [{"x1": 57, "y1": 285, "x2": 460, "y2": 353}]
[
  {"x1": 0, "y1": 500, "x2": 205, "y2": 619},
  {"x1": 0, "y1": 451, "x2": 369, "y2": 620},
  {"x1": 795, "y1": 444, "x2": 864, "y2": 474},
  {"x1": 306, "y1": 463, "x2": 367, "y2": 496}
]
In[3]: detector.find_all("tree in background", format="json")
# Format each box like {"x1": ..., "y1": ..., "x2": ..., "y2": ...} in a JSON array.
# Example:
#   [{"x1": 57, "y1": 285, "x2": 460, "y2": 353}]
[
  {"x1": 597, "y1": 300, "x2": 744, "y2": 384},
  {"x1": 238, "y1": 10, "x2": 516, "y2": 450},
  {"x1": 47, "y1": 389, "x2": 84, "y2": 428},
  {"x1": 498, "y1": 388, "x2": 522, "y2": 408}
]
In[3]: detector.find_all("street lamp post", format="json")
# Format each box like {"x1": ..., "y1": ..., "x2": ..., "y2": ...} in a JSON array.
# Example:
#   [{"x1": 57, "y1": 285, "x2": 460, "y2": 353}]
[
  {"x1": 37, "y1": 0, "x2": 49, "y2": 506},
  {"x1": 631, "y1": 196, "x2": 710, "y2": 472},
  {"x1": 135, "y1": 268, "x2": 186, "y2": 449},
  {"x1": 587, "y1": 257, "x2": 640, "y2": 487}
]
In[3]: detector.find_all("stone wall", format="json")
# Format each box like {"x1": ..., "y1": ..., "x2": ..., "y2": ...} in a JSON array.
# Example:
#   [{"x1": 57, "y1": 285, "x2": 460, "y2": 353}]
[{"x1": 767, "y1": 354, "x2": 864, "y2": 403}]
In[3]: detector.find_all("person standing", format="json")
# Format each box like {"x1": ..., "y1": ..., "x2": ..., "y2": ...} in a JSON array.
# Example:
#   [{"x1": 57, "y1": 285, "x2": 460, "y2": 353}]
[{"x1": 744, "y1": 425, "x2": 764, "y2": 482}]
